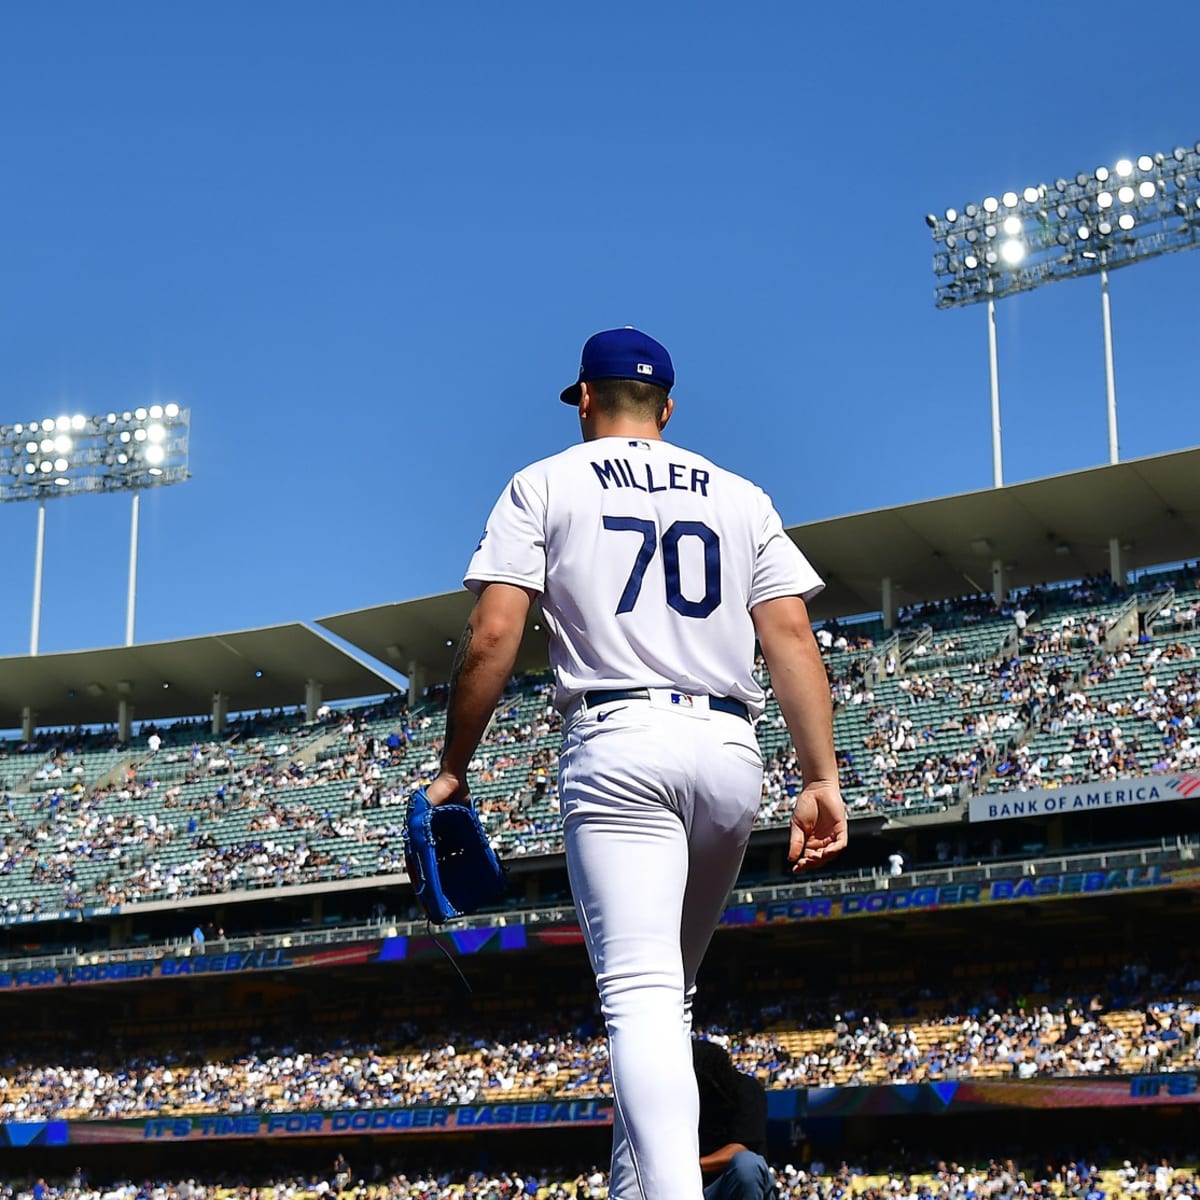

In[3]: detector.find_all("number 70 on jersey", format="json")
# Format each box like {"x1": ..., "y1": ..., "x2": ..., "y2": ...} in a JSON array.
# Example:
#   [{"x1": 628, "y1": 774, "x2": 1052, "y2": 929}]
[{"x1": 602, "y1": 516, "x2": 721, "y2": 619}]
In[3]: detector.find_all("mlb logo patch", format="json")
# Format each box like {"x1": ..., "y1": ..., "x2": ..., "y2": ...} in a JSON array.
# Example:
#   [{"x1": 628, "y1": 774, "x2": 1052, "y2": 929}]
[
  {"x1": 636, "y1": 362, "x2": 654, "y2": 376},
  {"x1": 670, "y1": 693, "x2": 694, "y2": 708}
]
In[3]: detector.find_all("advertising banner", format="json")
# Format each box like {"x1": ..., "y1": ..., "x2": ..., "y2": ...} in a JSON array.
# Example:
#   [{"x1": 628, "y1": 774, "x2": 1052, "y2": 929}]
[
  {"x1": 968, "y1": 773, "x2": 1200, "y2": 824},
  {"x1": 4, "y1": 859, "x2": 1197, "y2": 993},
  {"x1": 719, "y1": 862, "x2": 1198, "y2": 927},
  {"x1": 6, "y1": 1074, "x2": 1197, "y2": 1146},
  {"x1": 0, "y1": 926, "x2": 540, "y2": 993},
  {"x1": 805, "y1": 1071, "x2": 1200, "y2": 1116},
  {"x1": 61, "y1": 1099, "x2": 613, "y2": 1144}
]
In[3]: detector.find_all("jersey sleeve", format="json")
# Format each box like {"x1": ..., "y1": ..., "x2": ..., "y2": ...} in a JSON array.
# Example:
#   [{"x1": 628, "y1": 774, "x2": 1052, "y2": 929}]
[
  {"x1": 747, "y1": 492, "x2": 824, "y2": 608},
  {"x1": 464, "y1": 470, "x2": 547, "y2": 595}
]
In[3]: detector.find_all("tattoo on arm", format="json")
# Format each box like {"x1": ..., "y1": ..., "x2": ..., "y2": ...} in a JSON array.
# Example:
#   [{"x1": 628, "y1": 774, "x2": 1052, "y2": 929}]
[{"x1": 441, "y1": 619, "x2": 474, "y2": 767}]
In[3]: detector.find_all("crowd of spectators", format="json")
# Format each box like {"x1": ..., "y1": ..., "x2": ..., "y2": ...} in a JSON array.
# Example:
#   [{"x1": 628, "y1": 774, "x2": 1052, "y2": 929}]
[
  {"x1": 773, "y1": 1158, "x2": 1200, "y2": 1200},
  {"x1": 986, "y1": 635, "x2": 1199, "y2": 792},
  {"x1": 767, "y1": 996, "x2": 1199, "y2": 1087},
  {"x1": 782, "y1": 643, "x2": 1083, "y2": 812},
  {"x1": 1, "y1": 580, "x2": 1197, "y2": 916},
  {"x1": 892, "y1": 575, "x2": 1130, "y2": 637},
  {"x1": 4, "y1": 1154, "x2": 1199, "y2": 1200},
  {"x1": 0, "y1": 969, "x2": 1195, "y2": 1122}
]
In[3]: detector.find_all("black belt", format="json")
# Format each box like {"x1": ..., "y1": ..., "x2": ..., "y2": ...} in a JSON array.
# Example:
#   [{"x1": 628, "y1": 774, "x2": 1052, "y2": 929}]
[{"x1": 582, "y1": 688, "x2": 751, "y2": 722}]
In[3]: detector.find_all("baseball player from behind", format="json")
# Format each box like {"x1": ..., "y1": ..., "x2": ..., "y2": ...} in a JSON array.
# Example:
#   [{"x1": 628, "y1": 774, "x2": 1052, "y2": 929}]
[{"x1": 425, "y1": 327, "x2": 847, "y2": 1200}]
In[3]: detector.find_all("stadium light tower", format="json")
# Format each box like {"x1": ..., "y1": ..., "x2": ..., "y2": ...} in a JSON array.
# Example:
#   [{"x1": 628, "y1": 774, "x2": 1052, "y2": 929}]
[
  {"x1": 927, "y1": 138, "x2": 1200, "y2": 486},
  {"x1": 0, "y1": 404, "x2": 190, "y2": 653}
]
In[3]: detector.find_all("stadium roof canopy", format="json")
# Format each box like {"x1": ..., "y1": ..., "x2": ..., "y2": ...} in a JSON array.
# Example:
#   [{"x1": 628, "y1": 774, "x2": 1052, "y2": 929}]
[
  {"x1": 320, "y1": 446, "x2": 1200, "y2": 678},
  {"x1": 0, "y1": 624, "x2": 398, "y2": 732},
  {"x1": 6, "y1": 447, "x2": 1197, "y2": 734},
  {"x1": 797, "y1": 444, "x2": 1200, "y2": 618},
  {"x1": 318, "y1": 591, "x2": 552, "y2": 685}
]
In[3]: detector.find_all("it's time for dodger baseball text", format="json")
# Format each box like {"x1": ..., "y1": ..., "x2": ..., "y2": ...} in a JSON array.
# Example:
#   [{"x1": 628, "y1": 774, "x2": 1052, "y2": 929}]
[{"x1": 590, "y1": 458, "x2": 711, "y2": 496}]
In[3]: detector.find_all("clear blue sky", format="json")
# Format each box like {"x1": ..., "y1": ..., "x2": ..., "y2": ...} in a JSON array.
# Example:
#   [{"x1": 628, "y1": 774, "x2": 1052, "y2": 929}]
[{"x1": 2, "y1": 2, "x2": 1197, "y2": 658}]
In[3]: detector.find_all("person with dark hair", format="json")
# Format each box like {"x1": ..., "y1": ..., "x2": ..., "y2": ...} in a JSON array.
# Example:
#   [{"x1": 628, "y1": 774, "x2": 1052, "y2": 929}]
[{"x1": 693, "y1": 1039, "x2": 773, "y2": 1200}]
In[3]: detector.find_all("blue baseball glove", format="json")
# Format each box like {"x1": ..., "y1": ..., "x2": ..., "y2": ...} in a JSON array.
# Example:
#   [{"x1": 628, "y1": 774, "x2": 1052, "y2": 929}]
[{"x1": 402, "y1": 787, "x2": 506, "y2": 924}]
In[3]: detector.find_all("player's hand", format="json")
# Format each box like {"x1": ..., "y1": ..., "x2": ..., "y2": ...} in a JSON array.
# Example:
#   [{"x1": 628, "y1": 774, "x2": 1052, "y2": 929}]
[
  {"x1": 788, "y1": 781, "x2": 848, "y2": 874},
  {"x1": 425, "y1": 771, "x2": 470, "y2": 807}
]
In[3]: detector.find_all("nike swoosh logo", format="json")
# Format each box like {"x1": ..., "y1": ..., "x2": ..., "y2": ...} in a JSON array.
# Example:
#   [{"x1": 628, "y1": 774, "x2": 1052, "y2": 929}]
[{"x1": 596, "y1": 706, "x2": 628, "y2": 722}]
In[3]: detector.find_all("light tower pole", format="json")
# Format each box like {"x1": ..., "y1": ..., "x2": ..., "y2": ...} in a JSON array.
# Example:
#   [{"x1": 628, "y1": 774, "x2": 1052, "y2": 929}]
[
  {"x1": 926, "y1": 139, "x2": 1200, "y2": 483},
  {"x1": 30, "y1": 500, "x2": 46, "y2": 655},
  {"x1": 0, "y1": 404, "x2": 191, "y2": 652}
]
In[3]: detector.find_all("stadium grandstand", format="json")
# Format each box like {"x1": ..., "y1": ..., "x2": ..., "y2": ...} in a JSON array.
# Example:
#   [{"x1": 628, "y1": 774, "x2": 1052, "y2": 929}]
[{"x1": 0, "y1": 450, "x2": 1198, "y2": 1196}]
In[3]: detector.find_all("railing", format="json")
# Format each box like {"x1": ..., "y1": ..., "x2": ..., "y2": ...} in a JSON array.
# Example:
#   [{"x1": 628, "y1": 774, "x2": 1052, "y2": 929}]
[
  {"x1": 899, "y1": 626, "x2": 933, "y2": 668},
  {"x1": 862, "y1": 633, "x2": 899, "y2": 688},
  {"x1": 3, "y1": 835, "x2": 1193, "y2": 978},
  {"x1": 996, "y1": 624, "x2": 1019, "y2": 660},
  {"x1": 1104, "y1": 594, "x2": 1140, "y2": 651},
  {"x1": 1141, "y1": 585, "x2": 1176, "y2": 632},
  {"x1": 1163, "y1": 1019, "x2": 1200, "y2": 1068},
  {"x1": 0, "y1": 863, "x2": 407, "y2": 929},
  {"x1": 2, "y1": 918, "x2": 406, "y2": 976}
]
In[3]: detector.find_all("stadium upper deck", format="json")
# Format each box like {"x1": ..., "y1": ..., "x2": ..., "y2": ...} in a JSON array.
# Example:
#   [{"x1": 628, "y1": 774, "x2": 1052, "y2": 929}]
[
  {"x1": 0, "y1": 452, "x2": 1196, "y2": 929},
  {"x1": 0, "y1": 574, "x2": 1194, "y2": 929}
]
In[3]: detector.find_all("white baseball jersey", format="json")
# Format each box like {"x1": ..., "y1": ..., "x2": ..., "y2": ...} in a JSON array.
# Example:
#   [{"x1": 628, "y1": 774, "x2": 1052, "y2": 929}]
[{"x1": 464, "y1": 436, "x2": 823, "y2": 716}]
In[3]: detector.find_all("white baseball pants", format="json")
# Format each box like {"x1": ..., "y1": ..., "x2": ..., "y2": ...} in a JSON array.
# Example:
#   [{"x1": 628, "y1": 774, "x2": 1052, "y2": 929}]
[{"x1": 558, "y1": 692, "x2": 764, "y2": 1200}]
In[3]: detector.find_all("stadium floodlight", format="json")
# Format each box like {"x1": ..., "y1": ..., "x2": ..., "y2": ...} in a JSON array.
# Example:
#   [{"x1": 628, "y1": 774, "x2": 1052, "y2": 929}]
[
  {"x1": 928, "y1": 138, "x2": 1200, "y2": 486},
  {"x1": 0, "y1": 405, "x2": 190, "y2": 653}
]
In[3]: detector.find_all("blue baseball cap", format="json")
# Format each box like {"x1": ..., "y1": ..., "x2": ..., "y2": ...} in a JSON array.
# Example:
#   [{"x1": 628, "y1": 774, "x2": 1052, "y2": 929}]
[{"x1": 559, "y1": 327, "x2": 675, "y2": 405}]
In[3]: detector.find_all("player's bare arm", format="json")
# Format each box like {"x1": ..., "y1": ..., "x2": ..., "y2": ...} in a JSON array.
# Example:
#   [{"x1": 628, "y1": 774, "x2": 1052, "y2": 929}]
[
  {"x1": 426, "y1": 582, "x2": 533, "y2": 806},
  {"x1": 751, "y1": 594, "x2": 848, "y2": 873}
]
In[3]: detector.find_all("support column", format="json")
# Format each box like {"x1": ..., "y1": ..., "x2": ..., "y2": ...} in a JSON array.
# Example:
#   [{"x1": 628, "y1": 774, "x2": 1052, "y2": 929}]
[
  {"x1": 212, "y1": 692, "x2": 229, "y2": 737},
  {"x1": 407, "y1": 661, "x2": 427, "y2": 707},
  {"x1": 21, "y1": 706, "x2": 35, "y2": 742},
  {"x1": 1109, "y1": 538, "x2": 1124, "y2": 587},
  {"x1": 117, "y1": 700, "x2": 133, "y2": 745},
  {"x1": 881, "y1": 577, "x2": 897, "y2": 632},
  {"x1": 304, "y1": 679, "x2": 323, "y2": 724},
  {"x1": 991, "y1": 559, "x2": 1008, "y2": 608}
]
